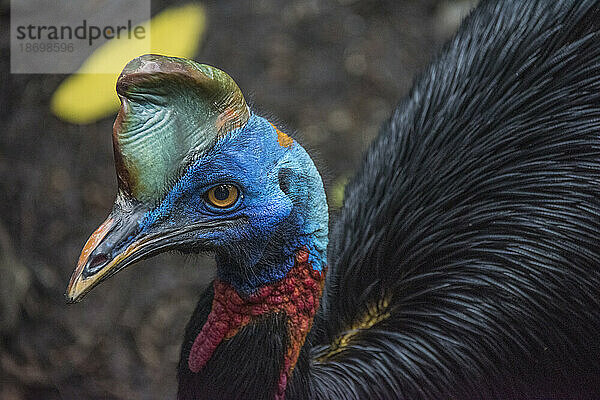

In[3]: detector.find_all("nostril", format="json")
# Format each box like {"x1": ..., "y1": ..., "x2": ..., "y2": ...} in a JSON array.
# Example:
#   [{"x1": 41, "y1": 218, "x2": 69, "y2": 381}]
[{"x1": 88, "y1": 253, "x2": 109, "y2": 272}]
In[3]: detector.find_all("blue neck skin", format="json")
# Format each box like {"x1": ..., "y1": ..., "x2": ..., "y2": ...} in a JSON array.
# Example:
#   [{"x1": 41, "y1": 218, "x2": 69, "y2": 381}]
[
  {"x1": 215, "y1": 115, "x2": 329, "y2": 296},
  {"x1": 137, "y1": 114, "x2": 329, "y2": 297}
]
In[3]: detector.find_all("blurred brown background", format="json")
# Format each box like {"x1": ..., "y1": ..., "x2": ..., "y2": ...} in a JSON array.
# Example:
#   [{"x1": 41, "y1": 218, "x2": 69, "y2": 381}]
[{"x1": 0, "y1": 0, "x2": 474, "y2": 398}]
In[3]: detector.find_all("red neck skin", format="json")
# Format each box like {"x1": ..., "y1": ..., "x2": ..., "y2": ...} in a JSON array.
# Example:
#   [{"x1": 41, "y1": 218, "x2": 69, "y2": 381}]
[{"x1": 188, "y1": 248, "x2": 326, "y2": 399}]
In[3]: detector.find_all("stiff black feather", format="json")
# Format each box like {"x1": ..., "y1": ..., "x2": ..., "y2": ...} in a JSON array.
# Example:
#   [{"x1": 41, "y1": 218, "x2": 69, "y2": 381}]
[{"x1": 313, "y1": 0, "x2": 600, "y2": 398}]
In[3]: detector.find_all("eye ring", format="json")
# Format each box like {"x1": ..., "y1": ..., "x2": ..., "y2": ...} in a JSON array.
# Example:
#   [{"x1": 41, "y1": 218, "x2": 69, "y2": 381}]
[{"x1": 205, "y1": 184, "x2": 240, "y2": 209}]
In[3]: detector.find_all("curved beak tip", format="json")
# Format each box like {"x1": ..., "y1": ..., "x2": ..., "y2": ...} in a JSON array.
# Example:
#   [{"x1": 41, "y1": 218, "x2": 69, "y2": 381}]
[
  {"x1": 65, "y1": 273, "x2": 89, "y2": 304},
  {"x1": 65, "y1": 259, "x2": 96, "y2": 304},
  {"x1": 65, "y1": 217, "x2": 115, "y2": 304},
  {"x1": 65, "y1": 290, "x2": 81, "y2": 304}
]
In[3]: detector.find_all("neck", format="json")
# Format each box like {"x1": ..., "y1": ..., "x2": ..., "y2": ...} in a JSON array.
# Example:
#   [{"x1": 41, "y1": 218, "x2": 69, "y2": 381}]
[
  {"x1": 182, "y1": 247, "x2": 325, "y2": 399},
  {"x1": 178, "y1": 115, "x2": 329, "y2": 399}
]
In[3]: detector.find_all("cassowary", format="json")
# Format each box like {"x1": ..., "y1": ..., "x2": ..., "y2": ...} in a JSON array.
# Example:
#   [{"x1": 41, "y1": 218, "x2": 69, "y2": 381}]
[{"x1": 67, "y1": 0, "x2": 600, "y2": 398}]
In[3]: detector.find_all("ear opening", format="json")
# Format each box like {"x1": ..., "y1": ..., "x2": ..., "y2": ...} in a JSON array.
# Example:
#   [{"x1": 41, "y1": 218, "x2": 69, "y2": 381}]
[{"x1": 278, "y1": 168, "x2": 293, "y2": 196}]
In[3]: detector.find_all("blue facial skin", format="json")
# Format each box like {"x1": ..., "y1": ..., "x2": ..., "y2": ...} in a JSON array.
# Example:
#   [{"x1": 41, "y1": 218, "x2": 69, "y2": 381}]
[{"x1": 137, "y1": 114, "x2": 329, "y2": 296}]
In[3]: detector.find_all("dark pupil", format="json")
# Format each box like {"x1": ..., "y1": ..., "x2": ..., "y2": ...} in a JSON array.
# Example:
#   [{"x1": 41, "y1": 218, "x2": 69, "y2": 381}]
[{"x1": 214, "y1": 185, "x2": 230, "y2": 201}]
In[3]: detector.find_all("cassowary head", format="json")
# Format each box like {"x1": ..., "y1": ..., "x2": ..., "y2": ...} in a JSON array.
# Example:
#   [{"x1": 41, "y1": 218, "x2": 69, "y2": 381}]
[{"x1": 67, "y1": 54, "x2": 328, "y2": 302}]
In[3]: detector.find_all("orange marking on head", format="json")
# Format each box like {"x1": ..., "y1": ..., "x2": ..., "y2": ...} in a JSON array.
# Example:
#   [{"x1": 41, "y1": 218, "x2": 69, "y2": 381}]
[{"x1": 270, "y1": 122, "x2": 294, "y2": 148}]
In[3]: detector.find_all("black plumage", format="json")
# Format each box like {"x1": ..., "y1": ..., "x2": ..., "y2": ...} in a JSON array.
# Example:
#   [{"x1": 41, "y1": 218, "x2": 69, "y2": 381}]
[
  {"x1": 182, "y1": 0, "x2": 600, "y2": 398},
  {"x1": 307, "y1": 0, "x2": 600, "y2": 398}
]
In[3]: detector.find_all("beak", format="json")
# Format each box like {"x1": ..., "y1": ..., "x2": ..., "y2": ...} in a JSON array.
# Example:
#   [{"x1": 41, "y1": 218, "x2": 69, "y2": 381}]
[
  {"x1": 66, "y1": 203, "x2": 202, "y2": 303},
  {"x1": 66, "y1": 200, "x2": 241, "y2": 303},
  {"x1": 66, "y1": 204, "x2": 149, "y2": 303}
]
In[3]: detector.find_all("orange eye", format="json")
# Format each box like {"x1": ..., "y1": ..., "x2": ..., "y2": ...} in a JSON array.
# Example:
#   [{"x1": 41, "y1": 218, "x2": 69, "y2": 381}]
[{"x1": 206, "y1": 184, "x2": 239, "y2": 208}]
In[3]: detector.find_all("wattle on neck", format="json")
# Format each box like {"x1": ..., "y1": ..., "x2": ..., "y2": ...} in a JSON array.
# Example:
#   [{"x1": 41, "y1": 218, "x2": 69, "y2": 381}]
[{"x1": 187, "y1": 246, "x2": 326, "y2": 399}]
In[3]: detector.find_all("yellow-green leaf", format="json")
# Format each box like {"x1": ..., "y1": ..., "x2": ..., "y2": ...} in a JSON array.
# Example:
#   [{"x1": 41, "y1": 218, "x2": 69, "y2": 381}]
[
  {"x1": 330, "y1": 175, "x2": 350, "y2": 209},
  {"x1": 51, "y1": 3, "x2": 207, "y2": 124}
]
